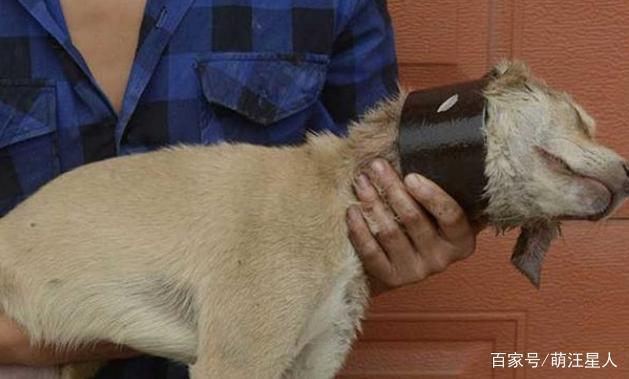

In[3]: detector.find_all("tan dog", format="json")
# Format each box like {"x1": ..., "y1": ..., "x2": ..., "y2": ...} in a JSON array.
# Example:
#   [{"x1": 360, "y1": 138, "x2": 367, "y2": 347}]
[{"x1": 0, "y1": 61, "x2": 627, "y2": 378}]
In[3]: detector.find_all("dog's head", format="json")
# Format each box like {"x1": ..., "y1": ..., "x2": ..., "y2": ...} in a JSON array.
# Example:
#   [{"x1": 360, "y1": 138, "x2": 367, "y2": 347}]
[{"x1": 482, "y1": 61, "x2": 629, "y2": 286}]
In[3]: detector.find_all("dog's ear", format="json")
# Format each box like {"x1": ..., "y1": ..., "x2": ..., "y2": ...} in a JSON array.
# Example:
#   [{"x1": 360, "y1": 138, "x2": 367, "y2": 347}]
[
  {"x1": 488, "y1": 60, "x2": 532, "y2": 90},
  {"x1": 510, "y1": 221, "x2": 560, "y2": 288}
]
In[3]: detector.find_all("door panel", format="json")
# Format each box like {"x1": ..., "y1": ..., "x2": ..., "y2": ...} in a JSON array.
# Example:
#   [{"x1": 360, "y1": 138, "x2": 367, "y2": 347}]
[
  {"x1": 339, "y1": 1, "x2": 629, "y2": 377},
  {"x1": 341, "y1": 223, "x2": 629, "y2": 378},
  {"x1": 388, "y1": 1, "x2": 491, "y2": 87}
]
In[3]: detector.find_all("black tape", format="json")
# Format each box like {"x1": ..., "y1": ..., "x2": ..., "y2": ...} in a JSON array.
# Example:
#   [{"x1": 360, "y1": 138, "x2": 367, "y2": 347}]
[{"x1": 397, "y1": 78, "x2": 489, "y2": 222}]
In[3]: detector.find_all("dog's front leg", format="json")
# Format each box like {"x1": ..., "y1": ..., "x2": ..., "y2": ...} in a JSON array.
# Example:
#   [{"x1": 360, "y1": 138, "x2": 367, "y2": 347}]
[
  {"x1": 281, "y1": 324, "x2": 356, "y2": 379},
  {"x1": 59, "y1": 361, "x2": 105, "y2": 379}
]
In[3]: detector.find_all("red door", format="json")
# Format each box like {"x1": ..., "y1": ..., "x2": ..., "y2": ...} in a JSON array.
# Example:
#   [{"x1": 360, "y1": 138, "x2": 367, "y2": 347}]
[{"x1": 338, "y1": 1, "x2": 629, "y2": 378}]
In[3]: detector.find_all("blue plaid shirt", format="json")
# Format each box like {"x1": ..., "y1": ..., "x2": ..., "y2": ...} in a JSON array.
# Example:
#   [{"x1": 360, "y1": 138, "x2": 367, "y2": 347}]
[{"x1": 0, "y1": 0, "x2": 397, "y2": 377}]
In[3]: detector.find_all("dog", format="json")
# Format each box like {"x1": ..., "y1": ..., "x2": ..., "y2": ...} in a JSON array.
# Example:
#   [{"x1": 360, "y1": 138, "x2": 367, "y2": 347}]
[{"x1": 0, "y1": 61, "x2": 627, "y2": 378}]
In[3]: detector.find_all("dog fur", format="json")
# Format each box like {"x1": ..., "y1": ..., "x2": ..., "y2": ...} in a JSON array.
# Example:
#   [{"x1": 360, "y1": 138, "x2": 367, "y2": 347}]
[{"x1": 0, "y1": 61, "x2": 627, "y2": 378}]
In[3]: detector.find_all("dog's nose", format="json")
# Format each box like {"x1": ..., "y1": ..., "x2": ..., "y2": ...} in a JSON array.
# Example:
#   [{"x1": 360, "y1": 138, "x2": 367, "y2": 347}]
[{"x1": 624, "y1": 162, "x2": 629, "y2": 193}]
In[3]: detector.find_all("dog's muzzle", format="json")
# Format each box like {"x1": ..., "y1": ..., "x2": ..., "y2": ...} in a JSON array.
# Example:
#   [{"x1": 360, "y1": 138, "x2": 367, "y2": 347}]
[{"x1": 397, "y1": 78, "x2": 490, "y2": 223}]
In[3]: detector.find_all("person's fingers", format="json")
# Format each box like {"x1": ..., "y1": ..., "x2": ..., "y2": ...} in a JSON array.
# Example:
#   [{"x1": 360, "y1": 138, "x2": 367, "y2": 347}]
[
  {"x1": 404, "y1": 173, "x2": 473, "y2": 242},
  {"x1": 367, "y1": 159, "x2": 437, "y2": 250},
  {"x1": 353, "y1": 174, "x2": 431, "y2": 284},
  {"x1": 346, "y1": 205, "x2": 395, "y2": 283},
  {"x1": 349, "y1": 166, "x2": 478, "y2": 292},
  {"x1": 354, "y1": 173, "x2": 418, "y2": 264}
]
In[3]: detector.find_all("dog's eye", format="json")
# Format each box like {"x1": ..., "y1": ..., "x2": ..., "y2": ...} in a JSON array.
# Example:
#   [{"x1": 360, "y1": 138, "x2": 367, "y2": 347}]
[{"x1": 535, "y1": 146, "x2": 574, "y2": 175}]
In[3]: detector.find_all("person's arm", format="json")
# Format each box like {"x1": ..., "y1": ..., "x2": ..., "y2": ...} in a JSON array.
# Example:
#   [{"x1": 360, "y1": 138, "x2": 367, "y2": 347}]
[
  {"x1": 326, "y1": 1, "x2": 477, "y2": 295},
  {"x1": 0, "y1": 312, "x2": 136, "y2": 366}
]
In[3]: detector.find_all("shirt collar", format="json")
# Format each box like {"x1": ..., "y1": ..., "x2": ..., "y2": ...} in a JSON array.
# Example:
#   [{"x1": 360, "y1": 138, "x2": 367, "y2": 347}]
[{"x1": 16, "y1": 0, "x2": 196, "y2": 146}]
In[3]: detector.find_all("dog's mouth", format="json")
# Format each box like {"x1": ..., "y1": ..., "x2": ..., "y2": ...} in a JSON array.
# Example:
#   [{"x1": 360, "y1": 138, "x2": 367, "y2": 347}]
[{"x1": 535, "y1": 147, "x2": 614, "y2": 221}]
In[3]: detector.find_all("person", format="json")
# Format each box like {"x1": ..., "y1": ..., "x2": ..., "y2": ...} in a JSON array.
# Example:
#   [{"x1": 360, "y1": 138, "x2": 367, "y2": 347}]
[{"x1": 0, "y1": 0, "x2": 477, "y2": 377}]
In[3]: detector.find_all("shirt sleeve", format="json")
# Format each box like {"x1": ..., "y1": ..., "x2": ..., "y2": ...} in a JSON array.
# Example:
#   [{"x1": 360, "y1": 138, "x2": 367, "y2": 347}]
[{"x1": 320, "y1": 0, "x2": 399, "y2": 133}]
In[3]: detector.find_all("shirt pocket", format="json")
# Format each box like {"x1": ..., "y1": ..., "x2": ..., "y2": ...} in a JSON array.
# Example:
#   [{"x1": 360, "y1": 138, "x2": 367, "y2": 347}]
[
  {"x1": 195, "y1": 52, "x2": 329, "y2": 144},
  {"x1": 0, "y1": 79, "x2": 59, "y2": 216}
]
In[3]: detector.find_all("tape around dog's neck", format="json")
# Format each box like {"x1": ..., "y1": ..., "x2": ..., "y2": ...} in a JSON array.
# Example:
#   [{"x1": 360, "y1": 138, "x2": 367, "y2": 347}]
[{"x1": 397, "y1": 78, "x2": 490, "y2": 223}]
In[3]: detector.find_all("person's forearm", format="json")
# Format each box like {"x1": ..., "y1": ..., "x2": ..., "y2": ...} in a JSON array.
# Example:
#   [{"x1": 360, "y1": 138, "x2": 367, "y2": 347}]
[{"x1": 0, "y1": 312, "x2": 137, "y2": 366}]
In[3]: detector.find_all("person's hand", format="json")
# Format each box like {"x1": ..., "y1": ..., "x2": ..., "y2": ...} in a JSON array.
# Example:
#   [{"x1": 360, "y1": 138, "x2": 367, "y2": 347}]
[
  {"x1": 0, "y1": 312, "x2": 136, "y2": 366},
  {"x1": 346, "y1": 159, "x2": 477, "y2": 296}
]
